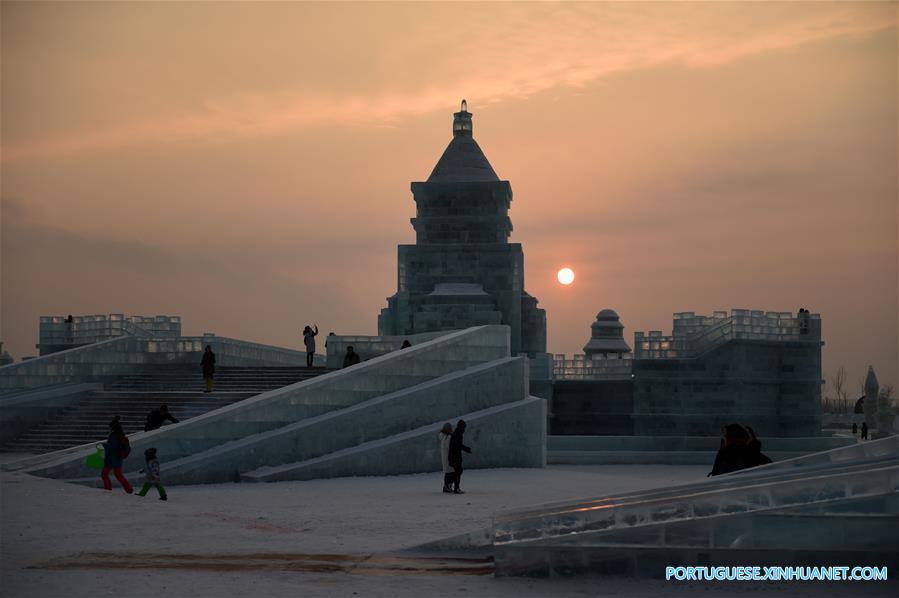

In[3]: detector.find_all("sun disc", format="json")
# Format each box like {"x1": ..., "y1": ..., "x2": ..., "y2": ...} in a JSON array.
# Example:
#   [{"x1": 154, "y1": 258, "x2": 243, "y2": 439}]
[{"x1": 557, "y1": 267, "x2": 575, "y2": 285}]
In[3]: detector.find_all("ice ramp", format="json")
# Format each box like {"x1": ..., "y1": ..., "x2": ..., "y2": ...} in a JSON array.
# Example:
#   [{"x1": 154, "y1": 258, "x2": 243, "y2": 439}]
[
  {"x1": 21, "y1": 326, "x2": 546, "y2": 484},
  {"x1": 546, "y1": 435, "x2": 855, "y2": 466},
  {"x1": 490, "y1": 435, "x2": 899, "y2": 577},
  {"x1": 127, "y1": 357, "x2": 535, "y2": 485},
  {"x1": 241, "y1": 397, "x2": 545, "y2": 483}
]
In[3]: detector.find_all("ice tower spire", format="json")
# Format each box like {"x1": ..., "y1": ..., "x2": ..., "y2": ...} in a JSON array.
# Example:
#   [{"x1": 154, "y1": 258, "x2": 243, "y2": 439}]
[
  {"x1": 453, "y1": 99, "x2": 472, "y2": 137},
  {"x1": 428, "y1": 101, "x2": 498, "y2": 182}
]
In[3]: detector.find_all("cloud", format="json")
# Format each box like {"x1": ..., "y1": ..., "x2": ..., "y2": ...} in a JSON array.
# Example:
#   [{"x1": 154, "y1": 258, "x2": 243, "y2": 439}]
[
  {"x1": 1, "y1": 196, "x2": 396, "y2": 286},
  {"x1": 1, "y1": 197, "x2": 270, "y2": 288},
  {"x1": 0, "y1": 195, "x2": 382, "y2": 357},
  {"x1": 2, "y1": 2, "x2": 894, "y2": 161}
]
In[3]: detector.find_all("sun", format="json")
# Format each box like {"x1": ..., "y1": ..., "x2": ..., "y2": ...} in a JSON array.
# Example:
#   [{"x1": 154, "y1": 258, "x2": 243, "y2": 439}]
[{"x1": 557, "y1": 267, "x2": 575, "y2": 285}]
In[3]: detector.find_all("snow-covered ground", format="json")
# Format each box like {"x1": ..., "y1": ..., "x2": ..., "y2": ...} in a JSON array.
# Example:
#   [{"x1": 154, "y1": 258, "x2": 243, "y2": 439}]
[{"x1": 1, "y1": 458, "x2": 893, "y2": 597}]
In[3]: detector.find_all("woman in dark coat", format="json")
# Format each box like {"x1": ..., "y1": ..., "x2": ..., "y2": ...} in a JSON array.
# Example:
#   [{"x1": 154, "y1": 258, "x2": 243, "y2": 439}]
[
  {"x1": 708, "y1": 424, "x2": 771, "y2": 476},
  {"x1": 302, "y1": 325, "x2": 319, "y2": 367},
  {"x1": 201, "y1": 345, "x2": 215, "y2": 393},
  {"x1": 448, "y1": 419, "x2": 472, "y2": 494},
  {"x1": 101, "y1": 416, "x2": 133, "y2": 493}
]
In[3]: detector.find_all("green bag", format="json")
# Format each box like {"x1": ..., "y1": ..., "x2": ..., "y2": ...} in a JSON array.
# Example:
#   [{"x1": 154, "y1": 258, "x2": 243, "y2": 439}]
[{"x1": 85, "y1": 443, "x2": 105, "y2": 470}]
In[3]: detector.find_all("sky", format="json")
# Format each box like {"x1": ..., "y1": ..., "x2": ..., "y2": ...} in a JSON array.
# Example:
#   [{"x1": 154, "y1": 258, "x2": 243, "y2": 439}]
[{"x1": 1, "y1": 1, "x2": 897, "y2": 393}]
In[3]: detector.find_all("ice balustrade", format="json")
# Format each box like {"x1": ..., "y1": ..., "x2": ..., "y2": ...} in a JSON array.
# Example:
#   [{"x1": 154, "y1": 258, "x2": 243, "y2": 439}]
[
  {"x1": 539, "y1": 492, "x2": 898, "y2": 552},
  {"x1": 757, "y1": 433, "x2": 899, "y2": 471},
  {"x1": 150, "y1": 336, "x2": 305, "y2": 365},
  {"x1": 325, "y1": 330, "x2": 457, "y2": 369},
  {"x1": 635, "y1": 310, "x2": 820, "y2": 360},
  {"x1": 553, "y1": 353, "x2": 633, "y2": 380},
  {"x1": 493, "y1": 436, "x2": 899, "y2": 547},
  {"x1": 493, "y1": 465, "x2": 899, "y2": 550},
  {"x1": 495, "y1": 461, "x2": 898, "y2": 547},
  {"x1": 39, "y1": 314, "x2": 181, "y2": 347},
  {"x1": 531, "y1": 436, "x2": 897, "y2": 510},
  {"x1": 0, "y1": 334, "x2": 306, "y2": 392}
]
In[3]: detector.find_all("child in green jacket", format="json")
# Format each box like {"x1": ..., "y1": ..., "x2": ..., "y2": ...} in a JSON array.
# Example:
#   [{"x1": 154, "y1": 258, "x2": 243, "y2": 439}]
[{"x1": 137, "y1": 447, "x2": 168, "y2": 501}]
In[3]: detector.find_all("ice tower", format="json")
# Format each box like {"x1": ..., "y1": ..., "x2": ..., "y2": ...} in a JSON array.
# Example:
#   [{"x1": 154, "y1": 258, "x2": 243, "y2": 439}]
[{"x1": 378, "y1": 101, "x2": 546, "y2": 356}]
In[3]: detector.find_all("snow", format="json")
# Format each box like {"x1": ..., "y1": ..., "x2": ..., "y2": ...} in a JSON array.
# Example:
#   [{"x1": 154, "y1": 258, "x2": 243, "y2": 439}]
[{"x1": 1, "y1": 459, "x2": 894, "y2": 597}]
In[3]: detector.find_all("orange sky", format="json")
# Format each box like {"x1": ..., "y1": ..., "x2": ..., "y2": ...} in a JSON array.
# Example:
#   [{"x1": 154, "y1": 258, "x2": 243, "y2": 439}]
[{"x1": 1, "y1": 2, "x2": 897, "y2": 392}]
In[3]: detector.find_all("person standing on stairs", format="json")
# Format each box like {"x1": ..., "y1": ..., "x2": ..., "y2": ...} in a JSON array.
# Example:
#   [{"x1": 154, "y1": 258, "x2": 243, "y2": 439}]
[
  {"x1": 438, "y1": 422, "x2": 454, "y2": 493},
  {"x1": 303, "y1": 325, "x2": 319, "y2": 367},
  {"x1": 448, "y1": 419, "x2": 472, "y2": 494},
  {"x1": 101, "y1": 416, "x2": 133, "y2": 494},
  {"x1": 201, "y1": 345, "x2": 216, "y2": 393}
]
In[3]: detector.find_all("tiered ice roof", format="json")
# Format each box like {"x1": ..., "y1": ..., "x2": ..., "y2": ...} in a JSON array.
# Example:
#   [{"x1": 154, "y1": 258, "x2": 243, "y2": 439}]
[{"x1": 426, "y1": 100, "x2": 500, "y2": 183}]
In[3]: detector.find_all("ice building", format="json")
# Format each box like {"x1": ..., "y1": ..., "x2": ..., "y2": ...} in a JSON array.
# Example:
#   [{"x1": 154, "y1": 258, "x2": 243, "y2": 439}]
[
  {"x1": 551, "y1": 309, "x2": 824, "y2": 437},
  {"x1": 378, "y1": 101, "x2": 546, "y2": 357}
]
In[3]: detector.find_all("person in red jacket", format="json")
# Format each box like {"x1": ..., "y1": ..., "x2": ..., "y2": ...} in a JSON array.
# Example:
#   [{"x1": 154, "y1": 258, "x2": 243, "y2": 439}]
[{"x1": 101, "y1": 416, "x2": 133, "y2": 493}]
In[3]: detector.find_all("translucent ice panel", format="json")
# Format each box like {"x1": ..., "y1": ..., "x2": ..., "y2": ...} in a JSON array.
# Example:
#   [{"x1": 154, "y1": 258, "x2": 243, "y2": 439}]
[{"x1": 494, "y1": 455, "x2": 898, "y2": 546}]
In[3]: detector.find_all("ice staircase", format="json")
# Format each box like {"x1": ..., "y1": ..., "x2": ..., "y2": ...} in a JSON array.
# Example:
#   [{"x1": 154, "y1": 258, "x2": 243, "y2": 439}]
[
  {"x1": 2, "y1": 366, "x2": 327, "y2": 454},
  {"x1": 492, "y1": 435, "x2": 899, "y2": 577},
  {"x1": 14, "y1": 326, "x2": 545, "y2": 484},
  {"x1": 105, "y1": 365, "x2": 329, "y2": 392},
  {"x1": 687, "y1": 316, "x2": 735, "y2": 356}
]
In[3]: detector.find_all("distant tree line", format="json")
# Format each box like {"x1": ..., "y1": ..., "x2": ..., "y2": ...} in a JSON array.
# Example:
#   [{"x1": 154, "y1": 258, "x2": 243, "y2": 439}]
[{"x1": 821, "y1": 366, "x2": 896, "y2": 414}]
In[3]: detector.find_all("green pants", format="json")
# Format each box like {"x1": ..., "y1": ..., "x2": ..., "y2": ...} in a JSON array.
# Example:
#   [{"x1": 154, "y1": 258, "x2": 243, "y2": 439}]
[{"x1": 138, "y1": 482, "x2": 167, "y2": 499}]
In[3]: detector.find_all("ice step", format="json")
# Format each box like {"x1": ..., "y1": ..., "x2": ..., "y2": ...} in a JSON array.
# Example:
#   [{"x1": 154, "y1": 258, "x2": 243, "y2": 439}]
[{"x1": 1, "y1": 377, "x2": 272, "y2": 453}]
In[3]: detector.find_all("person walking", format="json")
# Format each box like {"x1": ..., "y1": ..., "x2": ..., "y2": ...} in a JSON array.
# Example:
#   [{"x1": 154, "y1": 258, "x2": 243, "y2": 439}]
[
  {"x1": 144, "y1": 404, "x2": 179, "y2": 432},
  {"x1": 438, "y1": 422, "x2": 454, "y2": 493},
  {"x1": 861, "y1": 422, "x2": 868, "y2": 440},
  {"x1": 303, "y1": 325, "x2": 319, "y2": 367},
  {"x1": 201, "y1": 345, "x2": 216, "y2": 393},
  {"x1": 852, "y1": 422, "x2": 858, "y2": 437},
  {"x1": 448, "y1": 419, "x2": 472, "y2": 494},
  {"x1": 137, "y1": 448, "x2": 167, "y2": 501},
  {"x1": 101, "y1": 416, "x2": 133, "y2": 494},
  {"x1": 343, "y1": 346, "x2": 361, "y2": 368}
]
